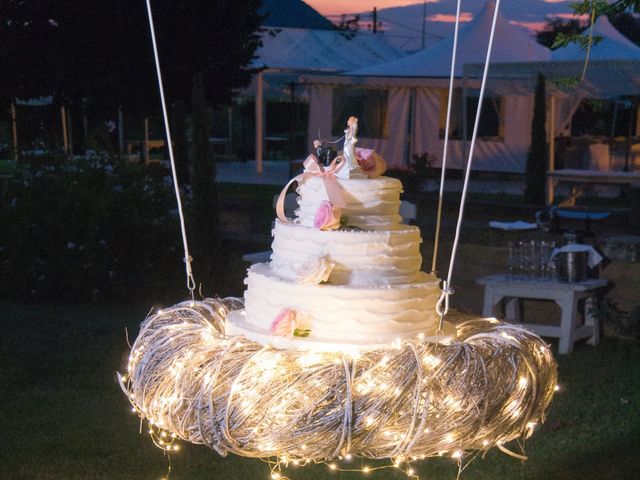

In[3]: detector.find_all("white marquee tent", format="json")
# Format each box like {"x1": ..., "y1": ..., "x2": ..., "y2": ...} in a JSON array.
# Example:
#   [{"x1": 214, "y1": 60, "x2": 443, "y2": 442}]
[
  {"x1": 552, "y1": 15, "x2": 640, "y2": 61},
  {"x1": 304, "y1": 0, "x2": 552, "y2": 172},
  {"x1": 247, "y1": 27, "x2": 405, "y2": 171}
]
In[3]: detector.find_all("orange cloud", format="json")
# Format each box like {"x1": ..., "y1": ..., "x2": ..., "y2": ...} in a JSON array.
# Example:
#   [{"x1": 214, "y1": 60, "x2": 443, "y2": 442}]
[
  {"x1": 306, "y1": 1, "x2": 440, "y2": 16},
  {"x1": 509, "y1": 20, "x2": 547, "y2": 33},
  {"x1": 553, "y1": 12, "x2": 590, "y2": 21},
  {"x1": 426, "y1": 13, "x2": 473, "y2": 23}
]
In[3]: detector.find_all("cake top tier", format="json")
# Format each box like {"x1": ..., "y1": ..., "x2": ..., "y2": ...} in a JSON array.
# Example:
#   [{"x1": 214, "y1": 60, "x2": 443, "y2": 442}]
[
  {"x1": 296, "y1": 175, "x2": 403, "y2": 230},
  {"x1": 276, "y1": 117, "x2": 402, "y2": 230}
]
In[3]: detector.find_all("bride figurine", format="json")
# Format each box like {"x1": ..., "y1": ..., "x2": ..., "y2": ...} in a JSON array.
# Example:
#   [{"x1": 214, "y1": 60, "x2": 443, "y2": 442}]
[{"x1": 337, "y1": 116, "x2": 366, "y2": 179}]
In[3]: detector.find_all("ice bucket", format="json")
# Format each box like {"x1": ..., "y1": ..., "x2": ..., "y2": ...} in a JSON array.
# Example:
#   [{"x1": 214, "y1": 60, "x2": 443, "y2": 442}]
[{"x1": 555, "y1": 251, "x2": 588, "y2": 283}]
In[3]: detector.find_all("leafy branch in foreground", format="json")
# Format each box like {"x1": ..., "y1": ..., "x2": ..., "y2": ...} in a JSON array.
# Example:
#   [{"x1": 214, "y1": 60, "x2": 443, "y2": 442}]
[{"x1": 548, "y1": 0, "x2": 638, "y2": 83}]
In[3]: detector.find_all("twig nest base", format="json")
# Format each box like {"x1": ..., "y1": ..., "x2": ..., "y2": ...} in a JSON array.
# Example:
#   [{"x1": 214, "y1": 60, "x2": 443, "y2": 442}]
[{"x1": 121, "y1": 299, "x2": 557, "y2": 461}]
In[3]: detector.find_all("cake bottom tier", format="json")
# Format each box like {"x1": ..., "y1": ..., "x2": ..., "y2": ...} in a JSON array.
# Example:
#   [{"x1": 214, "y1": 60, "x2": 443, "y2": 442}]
[
  {"x1": 225, "y1": 309, "x2": 456, "y2": 350},
  {"x1": 236, "y1": 263, "x2": 445, "y2": 345}
]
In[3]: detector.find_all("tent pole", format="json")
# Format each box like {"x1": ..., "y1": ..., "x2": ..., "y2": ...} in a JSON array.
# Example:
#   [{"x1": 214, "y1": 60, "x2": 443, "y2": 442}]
[
  {"x1": 61, "y1": 104, "x2": 69, "y2": 155},
  {"x1": 546, "y1": 95, "x2": 556, "y2": 206},
  {"x1": 10, "y1": 101, "x2": 18, "y2": 161},
  {"x1": 461, "y1": 75, "x2": 468, "y2": 169},
  {"x1": 255, "y1": 71, "x2": 264, "y2": 174},
  {"x1": 407, "y1": 88, "x2": 415, "y2": 167}
]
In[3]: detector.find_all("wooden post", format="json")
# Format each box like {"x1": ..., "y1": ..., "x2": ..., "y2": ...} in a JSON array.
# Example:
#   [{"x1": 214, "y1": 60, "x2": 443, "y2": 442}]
[
  {"x1": 420, "y1": 0, "x2": 427, "y2": 49},
  {"x1": 66, "y1": 107, "x2": 74, "y2": 157},
  {"x1": 10, "y1": 101, "x2": 18, "y2": 161},
  {"x1": 82, "y1": 112, "x2": 89, "y2": 153},
  {"x1": 255, "y1": 71, "x2": 264, "y2": 174},
  {"x1": 143, "y1": 117, "x2": 150, "y2": 165},
  {"x1": 461, "y1": 75, "x2": 468, "y2": 169},
  {"x1": 546, "y1": 95, "x2": 556, "y2": 206},
  {"x1": 61, "y1": 105, "x2": 69, "y2": 154},
  {"x1": 118, "y1": 107, "x2": 125, "y2": 156},
  {"x1": 373, "y1": 7, "x2": 377, "y2": 34},
  {"x1": 228, "y1": 106, "x2": 233, "y2": 155},
  {"x1": 408, "y1": 88, "x2": 417, "y2": 166}
]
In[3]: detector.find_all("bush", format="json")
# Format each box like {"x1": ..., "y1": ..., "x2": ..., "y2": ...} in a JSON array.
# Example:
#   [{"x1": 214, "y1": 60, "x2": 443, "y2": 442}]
[{"x1": 0, "y1": 154, "x2": 184, "y2": 302}]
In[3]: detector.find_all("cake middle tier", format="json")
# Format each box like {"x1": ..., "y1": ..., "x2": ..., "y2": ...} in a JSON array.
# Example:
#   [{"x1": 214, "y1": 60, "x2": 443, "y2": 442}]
[
  {"x1": 270, "y1": 221, "x2": 423, "y2": 285},
  {"x1": 243, "y1": 263, "x2": 442, "y2": 344}
]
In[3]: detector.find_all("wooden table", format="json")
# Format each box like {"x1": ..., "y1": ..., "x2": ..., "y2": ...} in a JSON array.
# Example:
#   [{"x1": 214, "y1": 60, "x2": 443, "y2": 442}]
[
  {"x1": 547, "y1": 168, "x2": 640, "y2": 205},
  {"x1": 476, "y1": 275, "x2": 608, "y2": 354}
]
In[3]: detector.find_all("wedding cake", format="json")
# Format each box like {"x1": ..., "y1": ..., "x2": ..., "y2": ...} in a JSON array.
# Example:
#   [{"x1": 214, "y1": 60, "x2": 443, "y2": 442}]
[{"x1": 226, "y1": 117, "x2": 452, "y2": 348}]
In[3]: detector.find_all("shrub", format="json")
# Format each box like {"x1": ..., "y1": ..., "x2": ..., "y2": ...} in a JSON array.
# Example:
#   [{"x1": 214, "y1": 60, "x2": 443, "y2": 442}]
[{"x1": 0, "y1": 154, "x2": 183, "y2": 302}]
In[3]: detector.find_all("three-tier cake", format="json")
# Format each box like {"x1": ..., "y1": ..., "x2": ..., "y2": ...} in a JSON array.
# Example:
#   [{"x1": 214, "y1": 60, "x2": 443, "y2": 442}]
[{"x1": 226, "y1": 117, "x2": 454, "y2": 349}]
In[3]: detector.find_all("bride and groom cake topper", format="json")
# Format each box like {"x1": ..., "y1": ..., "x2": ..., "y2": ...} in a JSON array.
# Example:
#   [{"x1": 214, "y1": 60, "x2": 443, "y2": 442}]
[{"x1": 313, "y1": 116, "x2": 384, "y2": 179}]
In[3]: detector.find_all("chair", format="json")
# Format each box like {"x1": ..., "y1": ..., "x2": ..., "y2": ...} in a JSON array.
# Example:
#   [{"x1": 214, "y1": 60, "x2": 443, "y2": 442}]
[{"x1": 399, "y1": 200, "x2": 417, "y2": 225}]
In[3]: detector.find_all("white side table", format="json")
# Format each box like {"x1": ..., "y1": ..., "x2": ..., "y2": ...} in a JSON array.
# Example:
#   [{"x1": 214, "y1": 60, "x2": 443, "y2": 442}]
[{"x1": 476, "y1": 275, "x2": 608, "y2": 354}]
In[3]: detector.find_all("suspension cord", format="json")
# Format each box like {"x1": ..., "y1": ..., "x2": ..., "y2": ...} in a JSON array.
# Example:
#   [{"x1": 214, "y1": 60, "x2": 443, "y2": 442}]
[
  {"x1": 437, "y1": 0, "x2": 502, "y2": 328},
  {"x1": 431, "y1": 0, "x2": 463, "y2": 275},
  {"x1": 145, "y1": 0, "x2": 196, "y2": 299}
]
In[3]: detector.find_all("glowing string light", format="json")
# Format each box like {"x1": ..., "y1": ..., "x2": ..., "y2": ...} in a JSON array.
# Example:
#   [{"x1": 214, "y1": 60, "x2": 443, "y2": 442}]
[{"x1": 120, "y1": 298, "x2": 557, "y2": 473}]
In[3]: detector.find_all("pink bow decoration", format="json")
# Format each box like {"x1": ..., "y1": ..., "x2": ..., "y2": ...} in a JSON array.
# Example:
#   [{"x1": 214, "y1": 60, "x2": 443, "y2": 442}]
[{"x1": 276, "y1": 154, "x2": 346, "y2": 223}]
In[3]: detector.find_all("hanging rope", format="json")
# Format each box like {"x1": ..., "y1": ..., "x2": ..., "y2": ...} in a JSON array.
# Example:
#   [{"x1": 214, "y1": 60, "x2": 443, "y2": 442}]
[
  {"x1": 436, "y1": 0, "x2": 502, "y2": 327},
  {"x1": 144, "y1": 0, "x2": 196, "y2": 299},
  {"x1": 431, "y1": 0, "x2": 463, "y2": 276}
]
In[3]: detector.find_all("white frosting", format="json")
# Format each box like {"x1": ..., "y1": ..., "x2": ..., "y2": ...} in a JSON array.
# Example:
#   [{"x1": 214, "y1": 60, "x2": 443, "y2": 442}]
[
  {"x1": 296, "y1": 176, "x2": 403, "y2": 230},
  {"x1": 270, "y1": 221, "x2": 423, "y2": 285},
  {"x1": 242, "y1": 263, "x2": 442, "y2": 344},
  {"x1": 225, "y1": 310, "x2": 457, "y2": 351}
]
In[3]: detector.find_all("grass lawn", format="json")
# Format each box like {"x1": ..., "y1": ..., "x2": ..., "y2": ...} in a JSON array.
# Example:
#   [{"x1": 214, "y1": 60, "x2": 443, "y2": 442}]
[{"x1": 1, "y1": 303, "x2": 639, "y2": 480}]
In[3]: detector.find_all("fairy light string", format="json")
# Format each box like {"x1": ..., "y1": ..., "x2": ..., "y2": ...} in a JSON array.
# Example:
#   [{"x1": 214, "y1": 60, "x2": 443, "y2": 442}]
[{"x1": 120, "y1": 299, "x2": 557, "y2": 478}]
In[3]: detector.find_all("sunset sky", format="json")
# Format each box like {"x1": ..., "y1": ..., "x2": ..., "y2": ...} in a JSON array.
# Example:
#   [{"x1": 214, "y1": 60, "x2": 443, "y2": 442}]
[
  {"x1": 302, "y1": 0, "x2": 579, "y2": 45},
  {"x1": 305, "y1": 0, "x2": 427, "y2": 15},
  {"x1": 304, "y1": 0, "x2": 576, "y2": 21}
]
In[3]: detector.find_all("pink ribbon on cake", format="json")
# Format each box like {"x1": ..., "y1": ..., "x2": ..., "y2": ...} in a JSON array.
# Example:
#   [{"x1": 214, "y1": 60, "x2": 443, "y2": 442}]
[{"x1": 276, "y1": 154, "x2": 346, "y2": 223}]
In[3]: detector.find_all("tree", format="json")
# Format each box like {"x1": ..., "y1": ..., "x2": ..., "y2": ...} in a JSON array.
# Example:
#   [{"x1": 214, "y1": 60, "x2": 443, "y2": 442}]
[
  {"x1": 552, "y1": 0, "x2": 640, "y2": 50},
  {"x1": 0, "y1": 1, "x2": 263, "y2": 116},
  {"x1": 609, "y1": 11, "x2": 640, "y2": 45},
  {"x1": 189, "y1": 75, "x2": 220, "y2": 287},
  {"x1": 0, "y1": 1, "x2": 61, "y2": 104},
  {"x1": 525, "y1": 74, "x2": 547, "y2": 206},
  {"x1": 536, "y1": 18, "x2": 583, "y2": 50}
]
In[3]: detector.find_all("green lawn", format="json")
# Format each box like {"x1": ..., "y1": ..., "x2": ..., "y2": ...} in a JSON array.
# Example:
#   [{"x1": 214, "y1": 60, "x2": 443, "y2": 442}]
[{"x1": 1, "y1": 303, "x2": 639, "y2": 480}]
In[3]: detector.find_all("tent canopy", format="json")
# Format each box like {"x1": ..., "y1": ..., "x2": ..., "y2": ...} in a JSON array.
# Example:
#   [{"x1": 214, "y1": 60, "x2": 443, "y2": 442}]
[
  {"x1": 463, "y1": 60, "x2": 640, "y2": 98},
  {"x1": 251, "y1": 27, "x2": 405, "y2": 72},
  {"x1": 346, "y1": 0, "x2": 550, "y2": 78},
  {"x1": 552, "y1": 16, "x2": 640, "y2": 62}
]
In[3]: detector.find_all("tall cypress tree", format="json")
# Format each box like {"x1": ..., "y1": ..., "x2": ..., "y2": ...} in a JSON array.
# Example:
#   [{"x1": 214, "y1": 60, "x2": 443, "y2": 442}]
[
  {"x1": 525, "y1": 73, "x2": 548, "y2": 205},
  {"x1": 189, "y1": 75, "x2": 220, "y2": 288}
]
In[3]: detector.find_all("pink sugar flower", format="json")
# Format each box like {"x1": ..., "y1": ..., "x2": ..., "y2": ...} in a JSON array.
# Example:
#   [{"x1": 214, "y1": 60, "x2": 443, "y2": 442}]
[
  {"x1": 269, "y1": 308, "x2": 297, "y2": 337},
  {"x1": 355, "y1": 148, "x2": 387, "y2": 178},
  {"x1": 314, "y1": 200, "x2": 341, "y2": 230}
]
